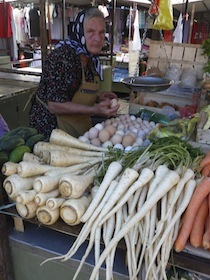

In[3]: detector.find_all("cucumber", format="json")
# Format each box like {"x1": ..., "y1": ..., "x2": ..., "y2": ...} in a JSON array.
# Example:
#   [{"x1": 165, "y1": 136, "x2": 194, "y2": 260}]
[
  {"x1": 0, "y1": 135, "x2": 25, "y2": 152},
  {"x1": 3, "y1": 126, "x2": 38, "y2": 140},
  {"x1": 26, "y1": 134, "x2": 45, "y2": 150},
  {"x1": 9, "y1": 145, "x2": 31, "y2": 163}
]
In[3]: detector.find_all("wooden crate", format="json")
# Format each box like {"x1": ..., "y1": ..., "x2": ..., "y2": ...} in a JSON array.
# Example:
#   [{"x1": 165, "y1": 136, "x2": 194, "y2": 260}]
[{"x1": 147, "y1": 41, "x2": 208, "y2": 76}]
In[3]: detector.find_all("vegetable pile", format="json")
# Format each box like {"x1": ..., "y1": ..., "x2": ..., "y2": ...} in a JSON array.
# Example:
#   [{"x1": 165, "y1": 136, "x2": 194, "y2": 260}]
[
  {"x1": 174, "y1": 152, "x2": 210, "y2": 252},
  {"x1": 1, "y1": 128, "x2": 207, "y2": 279},
  {"x1": 0, "y1": 126, "x2": 44, "y2": 167}
]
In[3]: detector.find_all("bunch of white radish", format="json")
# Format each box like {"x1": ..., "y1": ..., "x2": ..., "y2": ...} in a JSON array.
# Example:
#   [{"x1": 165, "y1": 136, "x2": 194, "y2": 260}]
[{"x1": 78, "y1": 114, "x2": 156, "y2": 151}]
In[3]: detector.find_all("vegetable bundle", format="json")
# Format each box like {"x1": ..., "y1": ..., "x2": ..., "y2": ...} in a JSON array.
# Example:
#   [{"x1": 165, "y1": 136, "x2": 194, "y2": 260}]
[{"x1": 1, "y1": 129, "x2": 207, "y2": 279}]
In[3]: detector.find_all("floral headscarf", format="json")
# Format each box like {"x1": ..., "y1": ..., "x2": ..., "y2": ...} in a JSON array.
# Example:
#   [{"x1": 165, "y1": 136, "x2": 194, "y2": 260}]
[{"x1": 56, "y1": 9, "x2": 103, "y2": 79}]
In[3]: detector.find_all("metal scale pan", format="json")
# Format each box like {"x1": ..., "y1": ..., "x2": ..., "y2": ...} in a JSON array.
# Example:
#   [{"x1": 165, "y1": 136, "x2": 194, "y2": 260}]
[{"x1": 121, "y1": 76, "x2": 173, "y2": 93}]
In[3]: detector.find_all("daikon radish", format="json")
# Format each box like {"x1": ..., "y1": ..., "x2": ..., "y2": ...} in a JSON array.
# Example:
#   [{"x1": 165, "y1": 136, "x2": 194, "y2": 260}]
[
  {"x1": 50, "y1": 129, "x2": 108, "y2": 152},
  {"x1": 59, "y1": 171, "x2": 95, "y2": 199},
  {"x1": 34, "y1": 189, "x2": 60, "y2": 206},
  {"x1": 22, "y1": 152, "x2": 42, "y2": 163},
  {"x1": 46, "y1": 149, "x2": 103, "y2": 167},
  {"x1": 3, "y1": 174, "x2": 36, "y2": 199},
  {"x1": 46, "y1": 197, "x2": 66, "y2": 210},
  {"x1": 16, "y1": 189, "x2": 37, "y2": 204},
  {"x1": 16, "y1": 201, "x2": 38, "y2": 219},
  {"x1": 39, "y1": 150, "x2": 50, "y2": 163},
  {"x1": 60, "y1": 195, "x2": 91, "y2": 226},
  {"x1": 1, "y1": 162, "x2": 19, "y2": 176},
  {"x1": 33, "y1": 141, "x2": 105, "y2": 157},
  {"x1": 36, "y1": 205, "x2": 60, "y2": 225},
  {"x1": 17, "y1": 161, "x2": 58, "y2": 177},
  {"x1": 33, "y1": 175, "x2": 61, "y2": 193}
]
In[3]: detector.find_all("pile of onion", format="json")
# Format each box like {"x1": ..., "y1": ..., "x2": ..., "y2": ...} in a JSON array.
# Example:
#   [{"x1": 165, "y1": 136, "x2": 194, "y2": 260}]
[{"x1": 78, "y1": 114, "x2": 156, "y2": 151}]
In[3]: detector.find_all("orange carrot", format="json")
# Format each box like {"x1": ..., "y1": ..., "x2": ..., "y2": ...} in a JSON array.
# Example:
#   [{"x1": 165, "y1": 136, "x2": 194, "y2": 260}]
[
  {"x1": 174, "y1": 177, "x2": 210, "y2": 252},
  {"x1": 201, "y1": 163, "x2": 210, "y2": 177},
  {"x1": 189, "y1": 197, "x2": 208, "y2": 248},
  {"x1": 202, "y1": 194, "x2": 210, "y2": 249},
  {"x1": 199, "y1": 155, "x2": 210, "y2": 170}
]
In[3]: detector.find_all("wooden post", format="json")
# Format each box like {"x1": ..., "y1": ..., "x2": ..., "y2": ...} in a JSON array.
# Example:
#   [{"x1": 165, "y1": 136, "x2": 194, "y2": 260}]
[
  {"x1": 39, "y1": 0, "x2": 48, "y2": 69},
  {"x1": 188, "y1": 3, "x2": 195, "y2": 44},
  {"x1": 0, "y1": 178, "x2": 15, "y2": 280}
]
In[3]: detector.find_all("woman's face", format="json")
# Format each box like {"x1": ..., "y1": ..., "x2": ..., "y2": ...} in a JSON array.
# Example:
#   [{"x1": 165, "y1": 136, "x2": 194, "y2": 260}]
[{"x1": 84, "y1": 17, "x2": 106, "y2": 55}]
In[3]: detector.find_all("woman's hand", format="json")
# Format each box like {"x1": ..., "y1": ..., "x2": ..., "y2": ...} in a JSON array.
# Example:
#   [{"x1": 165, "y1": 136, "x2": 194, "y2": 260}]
[
  {"x1": 98, "y1": 91, "x2": 118, "y2": 102},
  {"x1": 94, "y1": 100, "x2": 120, "y2": 118}
]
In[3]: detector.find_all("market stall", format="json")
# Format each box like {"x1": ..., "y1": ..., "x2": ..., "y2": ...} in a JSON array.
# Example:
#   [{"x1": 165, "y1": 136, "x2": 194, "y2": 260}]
[{"x1": 0, "y1": 0, "x2": 210, "y2": 280}]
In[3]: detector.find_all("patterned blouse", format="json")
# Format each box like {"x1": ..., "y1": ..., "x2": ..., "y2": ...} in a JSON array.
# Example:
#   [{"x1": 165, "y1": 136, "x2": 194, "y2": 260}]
[{"x1": 29, "y1": 44, "x2": 97, "y2": 139}]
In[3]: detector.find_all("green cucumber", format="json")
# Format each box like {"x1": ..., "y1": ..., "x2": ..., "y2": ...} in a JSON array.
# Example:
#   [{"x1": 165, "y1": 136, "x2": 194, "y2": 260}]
[
  {"x1": 0, "y1": 135, "x2": 25, "y2": 152},
  {"x1": 9, "y1": 145, "x2": 31, "y2": 163},
  {"x1": 26, "y1": 134, "x2": 45, "y2": 150}
]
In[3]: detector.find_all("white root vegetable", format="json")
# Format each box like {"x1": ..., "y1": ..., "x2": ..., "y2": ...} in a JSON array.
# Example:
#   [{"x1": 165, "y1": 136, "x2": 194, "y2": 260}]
[
  {"x1": 22, "y1": 152, "x2": 42, "y2": 163},
  {"x1": 33, "y1": 141, "x2": 106, "y2": 157},
  {"x1": 3, "y1": 174, "x2": 36, "y2": 199},
  {"x1": 46, "y1": 149, "x2": 103, "y2": 167},
  {"x1": 50, "y1": 129, "x2": 108, "y2": 152},
  {"x1": 17, "y1": 161, "x2": 57, "y2": 177},
  {"x1": 99, "y1": 167, "x2": 154, "y2": 225},
  {"x1": 34, "y1": 189, "x2": 60, "y2": 206},
  {"x1": 33, "y1": 175, "x2": 62, "y2": 193},
  {"x1": 46, "y1": 197, "x2": 66, "y2": 210},
  {"x1": 36, "y1": 205, "x2": 60, "y2": 225},
  {"x1": 44, "y1": 163, "x2": 98, "y2": 177},
  {"x1": 1, "y1": 162, "x2": 19, "y2": 176},
  {"x1": 89, "y1": 169, "x2": 180, "y2": 279},
  {"x1": 59, "y1": 171, "x2": 95, "y2": 199},
  {"x1": 60, "y1": 195, "x2": 91, "y2": 226},
  {"x1": 80, "y1": 161, "x2": 123, "y2": 223},
  {"x1": 41, "y1": 180, "x2": 119, "y2": 266},
  {"x1": 16, "y1": 201, "x2": 38, "y2": 219},
  {"x1": 145, "y1": 179, "x2": 197, "y2": 280},
  {"x1": 16, "y1": 190, "x2": 37, "y2": 204}
]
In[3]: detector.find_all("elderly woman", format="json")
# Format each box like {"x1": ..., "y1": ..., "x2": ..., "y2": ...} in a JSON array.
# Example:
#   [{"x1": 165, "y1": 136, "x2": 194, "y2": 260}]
[{"x1": 29, "y1": 7, "x2": 119, "y2": 139}]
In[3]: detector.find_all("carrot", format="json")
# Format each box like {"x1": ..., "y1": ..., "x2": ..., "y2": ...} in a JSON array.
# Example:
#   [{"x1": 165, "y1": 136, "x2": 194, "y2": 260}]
[
  {"x1": 49, "y1": 129, "x2": 108, "y2": 152},
  {"x1": 202, "y1": 194, "x2": 210, "y2": 249},
  {"x1": 174, "y1": 176, "x2": 210, "y2": 252},
  {"x1": 190, "y1": 196, "x2": 209, "y2": 248},
  {"x1": 199, "y1": 154, "x2": 210, "y2": 170},
  {"x1": 201, "y1": 163, "x2": 210, "y2": 176}
]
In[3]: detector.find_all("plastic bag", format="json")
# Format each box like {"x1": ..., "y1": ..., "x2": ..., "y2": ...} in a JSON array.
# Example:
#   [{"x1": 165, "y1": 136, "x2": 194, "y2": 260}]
[{"x1": 153, "y1": 0, "x2": 174, "y2": 30}]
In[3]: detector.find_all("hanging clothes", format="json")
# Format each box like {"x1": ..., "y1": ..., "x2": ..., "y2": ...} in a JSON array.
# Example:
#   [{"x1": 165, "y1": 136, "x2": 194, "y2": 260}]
[
  {"x1": 132, "y1": 9, "x2": 141, "y2": 51},
  {"x1": 173, "y1": 13, "x2": 183, "y2": 43},
  {"x1": 0, "y1": 2, "x2": 13, "y2": 38}
]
